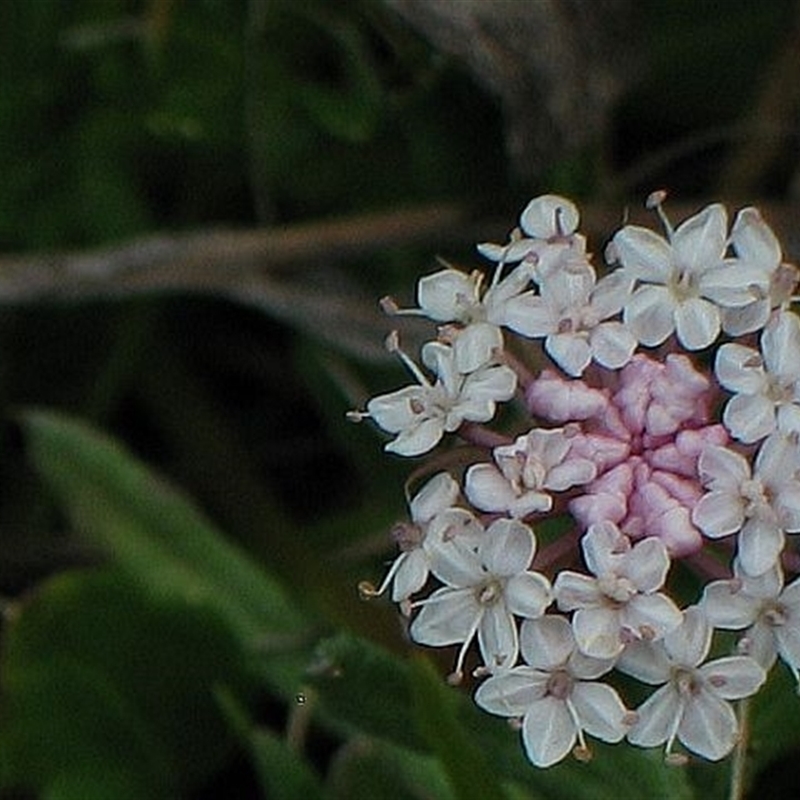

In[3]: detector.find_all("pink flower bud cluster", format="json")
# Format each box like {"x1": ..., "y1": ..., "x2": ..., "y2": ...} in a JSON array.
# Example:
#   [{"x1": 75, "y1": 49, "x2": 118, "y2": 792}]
[
  {"x1": 352, "y1": 194, "x2": 800, "y2": 768},
  {"x1": 530, "y1": 354, "x2": 729, "y2": 557}
]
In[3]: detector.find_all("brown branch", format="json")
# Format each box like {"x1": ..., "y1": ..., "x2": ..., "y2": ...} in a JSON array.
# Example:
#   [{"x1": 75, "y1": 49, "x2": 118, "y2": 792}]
[
  {"x1": 1, "y1": 198, "x2": 799, "y2": 309},
  {"x1": 0, "y1": 203, "x2": 482, "y2": 303}
]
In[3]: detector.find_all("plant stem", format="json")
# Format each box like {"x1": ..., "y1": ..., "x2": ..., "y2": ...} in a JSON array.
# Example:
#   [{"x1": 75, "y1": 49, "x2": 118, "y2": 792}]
[{"x1": 729, "y1": 697, "x2": 751, "y2": 800}]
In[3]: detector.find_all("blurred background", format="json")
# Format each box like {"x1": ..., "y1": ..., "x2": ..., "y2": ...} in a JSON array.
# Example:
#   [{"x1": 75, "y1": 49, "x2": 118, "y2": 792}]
[{"x1": 2, "y1": 1, "x2": 800, "y2": 798}]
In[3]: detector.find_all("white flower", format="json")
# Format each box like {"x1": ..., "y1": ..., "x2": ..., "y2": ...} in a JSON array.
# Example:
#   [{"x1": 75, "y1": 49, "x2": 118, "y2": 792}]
[
  {"x1": 715, "y1": 311, "x2": 800, "y2": 443},
  {"x1": 703, "y1": 561, "x2": 800, "y2": 683},
  {"x1": 361, "y1": 472, "x2": 482, "y2": 604},
  {"x1": 465, "y1": 427, "x2": 597, "y2": 519},
  {"x1": 554, "y1": 522, "x2": 682, "y2": 659},
  {"x1": 619, "y1": 606, "x2": 766, "y2": 762},
  {"x1": 477, "y1": 194, "x2": 581, "y2": 265},
  {"x1": 409, "y1": 518, "x2": 552, "y2": 680},
  {"x1": 721, "y1": 207, "x2": 792, "y2": 336},
  {"x1": 355, "y1": 334, "x2": 517, "y2": 457},
  {"x1": 612, "y1": 203, "x2": 769, "y2": 350},
  {"x1": 520, "y1": 195, "x2": 581, "y2": 239},
  {"x1": 409, "y1": 264, "x2": 541, "y2": 372},
  {"x1": 508, "y1": 257, "x2": 636, "y2": 376},
  {"x1": 474, "y1": 616, "x2": 630, "y2": 767},
  {"x1": 693, "y1": 436, "x2": 800, "y2": 575}
]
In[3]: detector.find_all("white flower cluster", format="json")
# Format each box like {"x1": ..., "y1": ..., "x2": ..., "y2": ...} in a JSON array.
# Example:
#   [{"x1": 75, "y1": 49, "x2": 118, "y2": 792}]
[{"x1": 352, "y1": 194, "x2": 800, "y2": 768}]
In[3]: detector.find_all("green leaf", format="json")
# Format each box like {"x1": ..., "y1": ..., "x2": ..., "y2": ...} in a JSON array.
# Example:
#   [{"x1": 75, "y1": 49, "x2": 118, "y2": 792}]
[
  {"x1": 0, "y1": 568, "x2": 251, "y2": 798},
  {"x1": 410, "y1": 655, "x2": 507, "y2": 800},
  {"x1": 22, "y1": 409, "x2": 310, "y2": 650},
  {"x1": 745, "y1": 666, "x2": 800, "y2": 790},
  {"x1": 519, "y1": 741, "x2": 695, "y2": 800},
  {"x1": 326, "y1": 737, "x2": 455, "y2": 800},
  {"x1": 308, "y1": 632, "x2": 420, "y2": 750},
  {"x1": 309, "y1": 633, "x2": 696, "y2": 800},
  {"x1": 42, "y1": 768, "x2": 160, "y2": 800},
  {"x1": 216, "y1": 686, "x2": 324, "y2": 800},
  {"x1": 222, "y1": 635, "x2": 456, "y2": 800}
]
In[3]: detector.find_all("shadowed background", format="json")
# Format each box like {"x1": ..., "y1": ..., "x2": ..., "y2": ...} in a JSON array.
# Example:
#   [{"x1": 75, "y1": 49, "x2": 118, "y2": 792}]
[{"x1": 1, "y1": 1, "x2": 800, "y2": 798}]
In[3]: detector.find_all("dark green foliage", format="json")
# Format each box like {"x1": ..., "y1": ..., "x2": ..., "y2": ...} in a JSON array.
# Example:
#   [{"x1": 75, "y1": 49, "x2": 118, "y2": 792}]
[{"x1": 1, "y1": 1, "x2": 800, "y2": 797}]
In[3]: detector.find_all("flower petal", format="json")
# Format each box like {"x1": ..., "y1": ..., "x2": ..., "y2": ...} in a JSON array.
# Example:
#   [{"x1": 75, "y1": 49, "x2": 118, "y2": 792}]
[
  {"x1": 674, "y1": 297, "x2": 720, "y2": 350},
  {"x1": 736, "y1": 560, "x2": 784, "y2": 598},
  {"x1": 672, "y1": 203, "x2": 727, "y2": 274},
  {"x1": 755, "y1": 431, "x2": 800, "y2": 482},
  {"x1": 410, "y1": 587, "x2": 480, "y2": 646},
  {"x1": 409, "y1": 472, "x2": 460, "y2": 523},
  {"x1": 623, "y1": 537, "x2": 672, "y2": 592},
  {"x1": 572, "y1": 606, "x2": 623, "y2": 659},
  {"x1": 737, "y1": 517, "x2": 784, "y2": 577},
  {"x1": 386, "y1": 417, "x2": 445, "y2": 457},
  {"x1": 571, "y1": 682, "x2": 629, "y2": 743},
  {"x1": 546, "y1": 332, "x2": 592, "y2": 377},
  {"x1": 520, "y1": 616, "x2": 575, "y2": 670},
  {"x1": 624, "y1": 593, "x2": 683, "y2": 642},
  {"x1": 506, "y1": 572, "x2": 553, "y2": 619},
  {"x1": 775, "y1": 620, "x2": 800, "y2": 678},
  {"x1": 545, "y1": 457, "x2": 597, "y2": 492},
  {"x1": 678, "y1": 690, "x2": 738, "y2": 761},
  {"x1": 461, "y1": 364, "x2": 518, "y2": 407},
  {"x1": 700, "y1": 261, "x2": 770, "y2": 308},
  {"x1": 763, "y1": 311, "x2": 800, "y2": 380},
  {"x1": 722, "y1": 300, "x2": 771, "y2": 337},
  {"x1": 581, "y1": 521, "x2": 630, "y2": 576},
  {"x1": 701, "y1": 579, "x2": 759, "y2": 629},
  {"x1": 391, "y1": 551, "x2": 429, "y2": 601},
  {"x1": 427, "y1": 531, "x2": 485, "y2": 587},
  {"x1": 485, "y1": 264, "x2": 533, "y2": 307},
  {"x1": 474, "y1": 666, "x2": 545, "y2": 717},
  {"x1": 624, "y1": 285, "x2": 676, "y2": 346},
  {"x1": 478, "y1": 602, "x2": 519, "y2": 670},
  {"x1": 743, "y1": 621, "x2": 779, "y2": 670},
  {"x1": 731, "y1": 207, "x2": 781, "y2": 267},
  {"x1": 590, "y1": 270, "x2": 635, "y2": 319},
  {"x1": 698, "y1": 656, "x2": 766, "y2": 700},
  {"x1": 617, "y1": 640, "x2": 671, "y2": 684},
  {"x1": 723, "y1": 393, "x2": 776, "y2": 444},
  {"x1": 627, "y1": 684, "x2": 680, "y2": 748},
  {"x1": 520, "y1": 194, "x2": 580, "y2": 238},
  {"x1": 714, "y1": 343, "x2": 765, "y2": 393},
  {"x1": 522, "y1": 697, "x2": 577, "y2": 767},
  {"x1": 664, "y1": 607, "x2": 711, "y2": 667},
  {"x1": 417, "y1": 268, "x2": 476, "y2": 321},
  {"x1": 464, "y1": 463, "x2": 520, "y2": 515},
  {"x1": 777, "y1": 481, "x2": 800, "y2": 532},
  {"x1": 698, "y1": 445, "x2": 751, "y2": 488},
  {"x1": 693, "y1": 491, "x2": 745, "y2": 538},
  {"x1": 612, "y1": 226, "x2": 672, "y2": 282},
  {"x1": 453, "y1": 322, "x2": 503, "y2": 373},
  {"x1": 367, "y1": 386, "x2": 427, "y2": 432},
  {"x1": 482, "y1": 518, "x2": 535, "y2": 576},
  {"x1": 589, "y1": 322, "x2": 638, "y2": 370},
  {"x1": 477, "y1": 239, "x2": 538, "y2": 264},
  {"x1": 554, "y1": 571, "x2": 603, "y2": 611},
  {"x1": 500, "y1": 294, "x2": 556, "y2": 337}
]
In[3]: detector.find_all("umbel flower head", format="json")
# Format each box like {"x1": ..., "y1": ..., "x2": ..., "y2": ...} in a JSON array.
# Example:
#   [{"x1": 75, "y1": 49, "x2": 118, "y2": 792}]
[
  {"x1": 351, "y1": 192, "x2": 800, "y2": 769},
  {"x1": 475, "y1": 616, "x2": 630, "y2": 767},
  {"x1": 618, "y1": 606, "x2": 765, "y2": 762},
  {"x1": 409, "y1": 517, "x2": 552, "y2": 682},
  {"x1": 349, "y1": 331, "x2": 516, "y2": 456}
]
